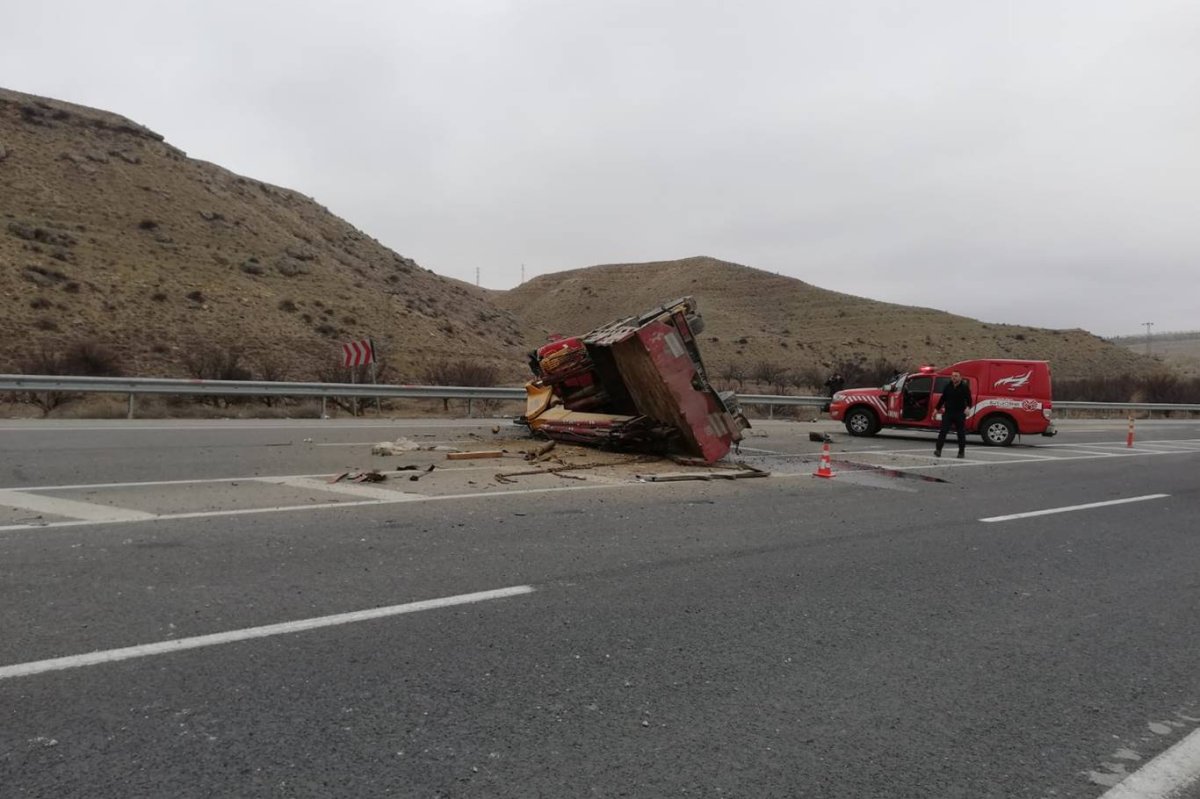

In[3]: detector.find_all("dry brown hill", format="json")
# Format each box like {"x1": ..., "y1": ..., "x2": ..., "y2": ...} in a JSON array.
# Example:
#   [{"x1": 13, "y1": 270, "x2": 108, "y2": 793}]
[
  {"x1": 0, "y1": 87, "x2": 528, "y2": 383},
  {"x1": 0, "y1": 88, "x2": 1163, "y2": 395},
  {"x1": 493, "y1": 256, "x2": 1158, "y2": 384}
]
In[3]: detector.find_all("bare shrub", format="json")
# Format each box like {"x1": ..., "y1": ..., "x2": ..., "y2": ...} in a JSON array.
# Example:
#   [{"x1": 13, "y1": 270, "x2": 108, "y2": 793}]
[
  {"x1": 421, "y1": 360, "x2": 500, "y2": 412},
  {"x1": 63, "y1": 341, "x2": 123, "y2": 376},
  {"x1": 421, "y1": 360, "x2": 499, "y2": 387},
  {"x1": 183, "y1": 346, "x2": 252, "y2": 406},
  {"x1": 751, "y1": 360, "x2": 789, "y2": 394},
  {"x1": 16, "y1": 340, "x2": 125, "y2": 416}
]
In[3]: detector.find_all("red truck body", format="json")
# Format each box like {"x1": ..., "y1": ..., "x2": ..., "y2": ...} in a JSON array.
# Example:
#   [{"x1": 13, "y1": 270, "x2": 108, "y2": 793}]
[
  {"x1": 827, "y1": 359, "x2": 1057, "y2": 446},
  {"x1": 522, "y1": 298, "x2": 749, "y2": 463}
]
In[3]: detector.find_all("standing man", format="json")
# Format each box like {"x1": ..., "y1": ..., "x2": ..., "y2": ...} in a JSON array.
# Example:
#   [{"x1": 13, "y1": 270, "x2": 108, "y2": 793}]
[
  {"x1": 821, "y1": 373, "x2": 845, "y2": 413},
  {"x1": 935, "y1": 370, "x2": 972, "y2": 458}
]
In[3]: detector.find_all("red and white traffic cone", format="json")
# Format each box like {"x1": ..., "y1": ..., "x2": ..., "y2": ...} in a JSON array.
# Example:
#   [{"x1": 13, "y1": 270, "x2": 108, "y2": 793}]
[
  {"x1": 1126, "y1": 414, "x2": 1135, "y2": 448},
  {"x1": 813, "y1": 440, "x2": 836, "y2": 478}
]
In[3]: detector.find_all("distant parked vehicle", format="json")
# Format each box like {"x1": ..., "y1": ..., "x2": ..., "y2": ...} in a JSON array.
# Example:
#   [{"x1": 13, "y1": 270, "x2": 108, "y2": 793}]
[{"x1": 827, "y1": 359, "x2": 1057, "y2": 446}]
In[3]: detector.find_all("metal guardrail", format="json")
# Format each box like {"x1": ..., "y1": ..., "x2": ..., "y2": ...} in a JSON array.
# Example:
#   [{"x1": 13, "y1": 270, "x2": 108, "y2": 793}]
[
  {"x1": 1053, "y1": 400, "x2": 1200, "y2": 412},
  {"x1": 0, "y1": 375, "x2": 1197, "y2": 417},
  {"x1": 0, "y1": 374, "x2": 525, "y2": 401}
]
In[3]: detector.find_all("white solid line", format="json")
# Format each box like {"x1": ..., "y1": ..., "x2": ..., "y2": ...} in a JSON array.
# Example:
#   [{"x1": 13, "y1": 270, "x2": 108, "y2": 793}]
[
  {"x1": 0, "y1": 585, "x2": 535, "y2": 681},
  {"x1": 0, "y1": 490, "x2": 156, "y2": 522},
  {"x1": 257, "y1": 476, "x2": 423, "y2": 502},
  {"x1": 0, "y1": 481, "x2": 630, "y2": 533},
  {"x1": 980, "y1": 494, "x2": 1170, "y2": 523},
  {"x1": 2, "y1": 472, "x2": 337, "y2": 493},
  {"x1": 1098, "y1": 725, "x2": 1200, "y2": 799}
]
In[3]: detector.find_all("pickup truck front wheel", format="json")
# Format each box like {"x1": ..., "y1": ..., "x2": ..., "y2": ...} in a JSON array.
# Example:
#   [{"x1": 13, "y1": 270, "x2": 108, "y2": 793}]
[{"x1": 845, "y1": 407, "x2": 879, "y2": 437}]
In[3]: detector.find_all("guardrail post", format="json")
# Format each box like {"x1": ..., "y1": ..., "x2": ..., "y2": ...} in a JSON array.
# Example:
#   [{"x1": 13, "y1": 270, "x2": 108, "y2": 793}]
[
  {"x1": 467, "y1": 398, "x2": 474, "y2": 418},
  {"x1": 127, "y1": 393, "x2": 135, "y2": 420},
  {"x1": 768, "y1": 404, "x2": 774, "y2": 420},
  {"x1": 320, "y1": 397, "x2": 327, "y2": 419}
]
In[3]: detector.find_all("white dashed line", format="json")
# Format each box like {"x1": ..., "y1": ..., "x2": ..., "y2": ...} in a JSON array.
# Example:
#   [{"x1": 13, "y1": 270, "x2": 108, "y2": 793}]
[
  {"x1": 0, "y1": 490, "x2": 156, "y2": 522},
  {"x1": 0, "y1": 585, "x2": 535, "y2": 681},
  {"x1": 1098, "y1": 725, "x2": 1200, "y2": 798},
  {"x1": 979, "y1": 494, "x2": 1170, "y2": 523},
  {"x1": 0, "y1": 481, "x2": 635, "y2": 533}
]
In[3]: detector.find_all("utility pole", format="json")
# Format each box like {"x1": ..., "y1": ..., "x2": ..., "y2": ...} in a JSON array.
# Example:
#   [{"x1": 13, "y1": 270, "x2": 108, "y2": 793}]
[
  {"x1": 1143, "y1": 321, "x2": 1154, "y2": 355},
  {"x1": 475, "y1": 267, "x2": 480, "y2": 286},
  {"x1": 521, "y1": 263, "x2": 525, "y2": 284}
]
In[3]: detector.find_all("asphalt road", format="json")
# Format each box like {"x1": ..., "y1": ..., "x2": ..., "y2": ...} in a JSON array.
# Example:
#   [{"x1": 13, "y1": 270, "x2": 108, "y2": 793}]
[{"x1": 1, "y1": 417, "x2": 1199, "y2": 798}]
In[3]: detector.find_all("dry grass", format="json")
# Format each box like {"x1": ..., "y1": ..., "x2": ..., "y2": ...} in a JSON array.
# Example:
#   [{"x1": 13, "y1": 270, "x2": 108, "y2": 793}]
[
  {"x1": 493, "y1": 256, "x2": 1161, "y2": 381},
  {"x1": 0, "y1": 88, "x2": 1169, "y2": 390},
  {"x1": 0, "y1": 87, "x2": 527, "y2": 384}
]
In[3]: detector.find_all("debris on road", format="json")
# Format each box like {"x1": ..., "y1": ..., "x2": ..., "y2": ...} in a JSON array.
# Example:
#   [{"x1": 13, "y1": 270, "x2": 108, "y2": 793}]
[
  {"x1": 809, "y1": 431, "x2": 833, "y2": 443},
  {"x1": 520, "y1": 297, "x2": 749, "y2": 464},
  {"x1": 637, "y1": 463, "x2": 770, "y2": 482},
  {"x1": 494, "y1": 456, "x2": 655, "y2": 484},
  {"x1": 446, "y1": 450, "x2": 505, "y2": 460},
  {"x1": 523, "y1": 441, "x2": 557, "y2": 461},
  {"x1": 371, "y1": 437, "x2": 422, "y2": 455},
  {"x1": 329, "y1": 469, "x2": 388, "y2": 483}
]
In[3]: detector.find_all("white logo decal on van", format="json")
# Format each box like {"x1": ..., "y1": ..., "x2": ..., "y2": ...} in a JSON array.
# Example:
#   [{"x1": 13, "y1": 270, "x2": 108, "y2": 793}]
[{"x1": 994, "y1": 371, "x2": 1032, "y2": 391}]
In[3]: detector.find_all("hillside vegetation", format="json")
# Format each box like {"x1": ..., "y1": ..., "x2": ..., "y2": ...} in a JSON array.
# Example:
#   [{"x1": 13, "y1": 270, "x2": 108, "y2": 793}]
[
  {"x1": 0, "y1": 88, "x2": 1168, "y2": 401},
  {"x1": 0, "y1": 87, "x2": 528, "y2": 383}
]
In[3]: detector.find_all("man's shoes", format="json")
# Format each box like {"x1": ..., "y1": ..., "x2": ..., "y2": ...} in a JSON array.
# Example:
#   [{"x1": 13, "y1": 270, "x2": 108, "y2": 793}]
[
  {"x1": 956, "y1": 449, "x2": 965, "y2": 459},
  {"x1": 934, "y1": 448, "x2": 942, "y2": 458}
]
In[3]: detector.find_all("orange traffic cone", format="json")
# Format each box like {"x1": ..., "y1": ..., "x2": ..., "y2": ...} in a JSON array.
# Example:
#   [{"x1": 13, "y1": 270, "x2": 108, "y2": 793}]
[{"x1": 814, "y1": 440, "x2": 835, "y2": 478}]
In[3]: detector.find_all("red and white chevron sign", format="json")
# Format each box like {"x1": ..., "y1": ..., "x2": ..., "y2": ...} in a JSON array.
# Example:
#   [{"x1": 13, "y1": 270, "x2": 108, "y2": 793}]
[{"x1": 341, "y1": 339, "x2": 374, "y2": 367}]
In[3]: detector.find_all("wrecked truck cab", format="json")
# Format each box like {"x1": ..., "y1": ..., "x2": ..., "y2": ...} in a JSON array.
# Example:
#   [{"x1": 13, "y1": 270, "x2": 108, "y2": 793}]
[{"x1": 520, "y1": 297, "x2": 749, "y2": 463}]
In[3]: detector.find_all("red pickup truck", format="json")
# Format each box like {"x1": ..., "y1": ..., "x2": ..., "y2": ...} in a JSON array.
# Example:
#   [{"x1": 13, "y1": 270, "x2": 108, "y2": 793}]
[{"x1": 827, "y1": 359, "x2": 1057, "y2": 446}]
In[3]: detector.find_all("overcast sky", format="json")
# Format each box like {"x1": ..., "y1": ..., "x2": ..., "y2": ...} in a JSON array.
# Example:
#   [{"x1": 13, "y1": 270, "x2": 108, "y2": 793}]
[{"x1": 3, "y1": 1, "x2": 1197, "y2": 336}]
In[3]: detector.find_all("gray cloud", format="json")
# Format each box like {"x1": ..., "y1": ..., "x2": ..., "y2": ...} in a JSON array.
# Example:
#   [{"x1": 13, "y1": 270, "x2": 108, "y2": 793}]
[{"x1": 3, "y1": 0, "x2": 1197, "y2": 336}]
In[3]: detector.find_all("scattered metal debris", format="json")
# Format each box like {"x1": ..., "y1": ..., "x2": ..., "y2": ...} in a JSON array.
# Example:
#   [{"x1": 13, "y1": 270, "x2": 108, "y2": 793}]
[
  {"x1": 329, "y1": 469, "x2": 387, "y2": 483},
  {"x1": 637, "y1": 463, "x2": 770, "y2": 482},
  {"x1": 494, "y1": 455, "x2": 657, "y2": 484}
]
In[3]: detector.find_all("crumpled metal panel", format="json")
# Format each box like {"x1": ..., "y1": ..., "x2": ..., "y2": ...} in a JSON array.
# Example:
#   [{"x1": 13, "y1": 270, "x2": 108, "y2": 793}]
[{"x1": 521, "y1": 297, "x2": 748, "y2": 463}]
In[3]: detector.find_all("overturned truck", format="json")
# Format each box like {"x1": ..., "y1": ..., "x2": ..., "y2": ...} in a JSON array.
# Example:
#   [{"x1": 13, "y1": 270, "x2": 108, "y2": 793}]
[{"x1": 520, "y1": 297, "x2": 749, "y2": 463}]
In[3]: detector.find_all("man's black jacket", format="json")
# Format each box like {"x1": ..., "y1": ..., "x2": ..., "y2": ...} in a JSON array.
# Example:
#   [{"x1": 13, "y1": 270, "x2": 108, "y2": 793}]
[{"x1": 936, "y1": 381, "x2": 973, "y2": 416}]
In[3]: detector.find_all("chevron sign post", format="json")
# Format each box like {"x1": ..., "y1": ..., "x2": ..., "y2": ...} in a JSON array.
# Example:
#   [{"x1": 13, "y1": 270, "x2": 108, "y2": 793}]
[
  {"x1": 339, "y1": 338, "x2": 378, "y2": 417},
  {"x1": 342, "y1": 339, "x2": 375, "y2": 367}
]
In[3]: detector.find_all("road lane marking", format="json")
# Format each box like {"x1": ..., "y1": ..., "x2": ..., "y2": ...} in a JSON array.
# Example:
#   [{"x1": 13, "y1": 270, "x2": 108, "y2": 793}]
[
  {"x1": 0, "y1": 482, "x2": 631, "y2": 532},
  {"x1": 256, "y1": 476, "x2": 423, "y2": 502},
  {"x1": 979, "y1": 494, "x2": 1169, "y2": 523},
  {"x1": 3, "y1": 473, "x2": 339, "y2": 493},
  {"x1": 1098, "y1": 725, "x2": 1200, "y2": 798},
  {"x1": 0, "y1": 490, "x2": 156, "y2": 522},
  {"x1": 0, "y1": 585, "x2": 535, "y2": 681}
]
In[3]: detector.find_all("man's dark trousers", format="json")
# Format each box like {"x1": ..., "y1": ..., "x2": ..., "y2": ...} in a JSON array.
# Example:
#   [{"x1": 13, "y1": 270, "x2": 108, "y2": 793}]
[{"x1": 936, "y1": 412, "x2": 967, "y2": 457}]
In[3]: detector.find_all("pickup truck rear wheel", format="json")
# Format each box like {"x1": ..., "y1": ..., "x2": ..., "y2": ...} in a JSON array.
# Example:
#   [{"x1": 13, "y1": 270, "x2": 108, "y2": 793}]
[
  {"x1": 845, "y1": 407, "x2": 879, "y2": 437},
  {"x1": 980, "y1": 415, "x2": 1016, "y2": 446}
]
